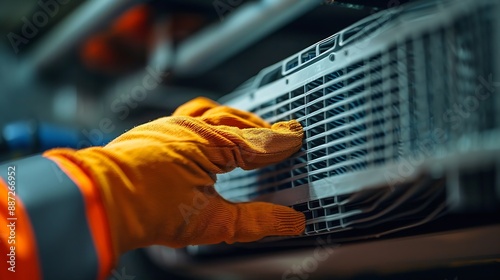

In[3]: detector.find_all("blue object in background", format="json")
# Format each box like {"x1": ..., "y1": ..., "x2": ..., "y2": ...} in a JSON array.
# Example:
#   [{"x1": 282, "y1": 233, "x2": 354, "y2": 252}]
[{"x1": 1, "y1": 120, "x2": 116, "y2": 154}]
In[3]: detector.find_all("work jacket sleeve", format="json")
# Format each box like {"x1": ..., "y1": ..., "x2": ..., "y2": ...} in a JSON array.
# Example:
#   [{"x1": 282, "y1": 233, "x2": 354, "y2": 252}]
[{"x1": 0, "y1": 155, "x2": 115, "y2": 280}]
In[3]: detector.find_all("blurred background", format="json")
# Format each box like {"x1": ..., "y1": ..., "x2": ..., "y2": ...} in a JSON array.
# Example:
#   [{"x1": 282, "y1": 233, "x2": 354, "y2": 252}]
[
  {"x1": 0, "y1": 0, "x2": 394, "y2": 161},
  {"x1": 2, "y1": 0, "x2": 499, "y2": 279}
]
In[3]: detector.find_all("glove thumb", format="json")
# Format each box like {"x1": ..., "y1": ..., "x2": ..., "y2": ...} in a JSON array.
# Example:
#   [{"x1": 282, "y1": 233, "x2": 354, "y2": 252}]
[
  {"x1": 228, "y1": 202, "x2": 306, "y2": 243},
  {"x1": 184, "y1": 190, "x2": 306, "y2": 246}
]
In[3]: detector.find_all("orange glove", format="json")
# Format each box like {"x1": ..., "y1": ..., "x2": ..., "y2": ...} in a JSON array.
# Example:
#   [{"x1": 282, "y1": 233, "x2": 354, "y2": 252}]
[{"x1": 44, "y1": 97, "x2": 305, "y2": 258}]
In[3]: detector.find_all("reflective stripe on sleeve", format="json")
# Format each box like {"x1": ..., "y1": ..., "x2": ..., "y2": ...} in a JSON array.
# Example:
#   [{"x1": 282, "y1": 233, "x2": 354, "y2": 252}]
[
  {"x1": 0, "y1": 178, "x2": 42, "y2": 280},
  {"x1": 0, "y1": 155, "x2": 102, "y2": 280}
]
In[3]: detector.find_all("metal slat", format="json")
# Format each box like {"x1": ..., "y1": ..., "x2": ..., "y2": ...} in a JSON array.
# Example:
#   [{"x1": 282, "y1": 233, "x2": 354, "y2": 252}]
[{"x1": 215, "y1": 0, "x2": 498, "y2": 239}]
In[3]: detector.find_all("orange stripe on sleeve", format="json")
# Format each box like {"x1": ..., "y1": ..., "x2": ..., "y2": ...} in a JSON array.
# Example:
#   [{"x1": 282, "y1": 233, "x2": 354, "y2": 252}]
[
  {"x1": 44, "y1": 155, "x2": 115, "y2": 280},
  {"x1": 0, "y1": 178, "x2": 41, "y2": 280}
]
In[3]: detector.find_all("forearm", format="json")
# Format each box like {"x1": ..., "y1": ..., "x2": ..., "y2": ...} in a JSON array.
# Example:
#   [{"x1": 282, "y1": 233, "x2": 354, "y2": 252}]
[{"x1": 0, "y1": 155, "x2": 115, "y2": 280}]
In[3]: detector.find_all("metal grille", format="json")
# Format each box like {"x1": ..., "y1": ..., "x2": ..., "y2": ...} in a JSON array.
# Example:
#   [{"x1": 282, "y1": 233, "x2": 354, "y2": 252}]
[
  {"x1": 216, "y1": 0, "x2": 498, "y2": 238},
  {"x1": 296, "y1": 178, "x2": 446, "y2": 236}
]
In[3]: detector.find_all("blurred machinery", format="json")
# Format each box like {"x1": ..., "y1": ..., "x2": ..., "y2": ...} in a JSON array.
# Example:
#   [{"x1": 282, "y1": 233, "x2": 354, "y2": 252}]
[
  {"x1": 147, "y1": 0, "x2": 500, "y2": 279},
  {"x1": 1, "y1": 0, "x2": 499, "y2": 279},
  {"x1": 1, "y1": 0, "x2": 365, "y2": 155}
]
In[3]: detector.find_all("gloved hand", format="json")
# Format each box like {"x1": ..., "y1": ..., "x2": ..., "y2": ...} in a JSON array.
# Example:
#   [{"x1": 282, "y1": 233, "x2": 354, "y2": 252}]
[{"x1": 44, "y1": 97, "x2": 305, "y2": 258}]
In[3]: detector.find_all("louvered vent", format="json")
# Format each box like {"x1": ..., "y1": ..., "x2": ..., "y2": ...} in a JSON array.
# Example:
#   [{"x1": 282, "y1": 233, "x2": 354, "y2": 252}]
[{"x1": 216, "y1": 0, "x2": 498, "y2": 240}]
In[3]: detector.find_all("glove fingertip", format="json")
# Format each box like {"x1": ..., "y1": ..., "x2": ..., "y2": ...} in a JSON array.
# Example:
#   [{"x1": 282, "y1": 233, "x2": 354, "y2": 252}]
[
  {"x1": 271, "y1": 120, "x2": 304, "y2": 136},
  {"x1": 272, "y1": 206, "x2": 306, "y2": 236}
]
